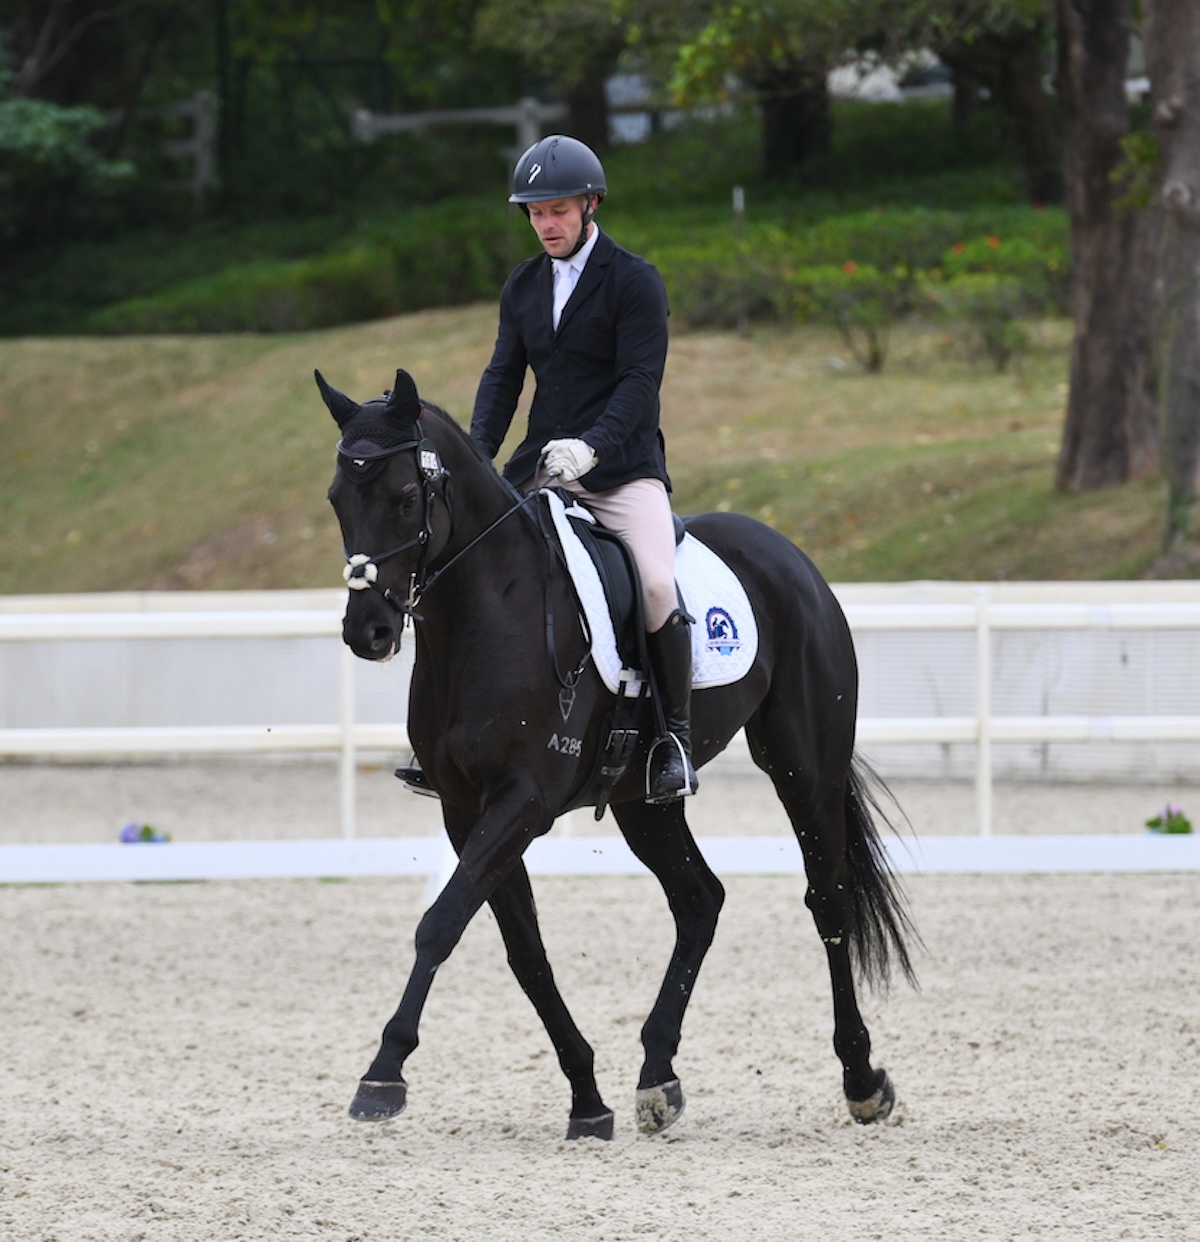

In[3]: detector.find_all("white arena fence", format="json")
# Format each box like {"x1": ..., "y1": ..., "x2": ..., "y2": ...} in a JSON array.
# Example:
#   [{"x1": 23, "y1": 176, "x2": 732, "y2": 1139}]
[{"x1": 2, "y1": 584, "x2": 1199, "y2": 882}]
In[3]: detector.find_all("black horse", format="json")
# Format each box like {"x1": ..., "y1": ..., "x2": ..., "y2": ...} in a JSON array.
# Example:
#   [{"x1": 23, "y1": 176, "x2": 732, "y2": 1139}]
[{"x1": 319, "y1": 368, "x2": 917, "y2": 1140}]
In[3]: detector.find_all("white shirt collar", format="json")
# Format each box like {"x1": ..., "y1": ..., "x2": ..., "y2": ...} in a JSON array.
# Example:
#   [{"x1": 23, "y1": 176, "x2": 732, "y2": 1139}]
[{"x1": 551, "y1": 224, "x2": 600, "y2": 278}]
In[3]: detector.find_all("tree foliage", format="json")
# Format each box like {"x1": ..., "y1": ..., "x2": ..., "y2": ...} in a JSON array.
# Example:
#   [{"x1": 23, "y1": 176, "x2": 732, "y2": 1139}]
[
  {"x1": 616, "y1": 0, "x2": 1059, "y2": 186},
  {"x1": 0, "y1": 33, "x2": 134, "y2": 248}
]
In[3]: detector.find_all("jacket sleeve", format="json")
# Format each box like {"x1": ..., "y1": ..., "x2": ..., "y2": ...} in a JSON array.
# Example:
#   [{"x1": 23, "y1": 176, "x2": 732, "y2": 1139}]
[
  {"x1": 470, "y1": 277, "x2": 528, "y2": 458},
  {"x1": 579, "y1": 258, "x2": 669, "y2": 463}
]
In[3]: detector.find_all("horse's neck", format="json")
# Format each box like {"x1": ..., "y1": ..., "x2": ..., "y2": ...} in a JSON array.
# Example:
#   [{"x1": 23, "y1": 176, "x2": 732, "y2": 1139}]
[{"x1": 424, "y1": 431, "x2": 546, "y2": 622}]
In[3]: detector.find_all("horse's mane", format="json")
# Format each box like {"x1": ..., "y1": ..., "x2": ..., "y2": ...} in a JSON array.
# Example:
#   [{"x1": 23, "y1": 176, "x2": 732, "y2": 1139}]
[{"x1": 419, "y1": 398, "x2": 516, "y2": 494}]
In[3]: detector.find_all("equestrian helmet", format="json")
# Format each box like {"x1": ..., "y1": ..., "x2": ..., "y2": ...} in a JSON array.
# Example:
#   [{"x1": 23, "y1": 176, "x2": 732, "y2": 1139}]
[{"x1": 509, "y1": 135, "x2": 607, "y2": 204}]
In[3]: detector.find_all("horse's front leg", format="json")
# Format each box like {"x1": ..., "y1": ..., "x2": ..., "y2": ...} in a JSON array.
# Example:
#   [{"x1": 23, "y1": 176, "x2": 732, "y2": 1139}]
[
  {"x1": 486, "y1": 857, "x2": 614, "y2": 1139},
  {"x1": 348, "y1": 790, "x2": 552, "y2": 1123},
  {"x1": 610, "y1": 799, "x2": 725, "y2": 1135}
]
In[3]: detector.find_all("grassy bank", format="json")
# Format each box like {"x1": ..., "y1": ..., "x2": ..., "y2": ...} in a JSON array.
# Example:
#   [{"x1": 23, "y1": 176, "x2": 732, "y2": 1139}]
[{"x1": 0, "y1": 306, "x2": 1179, "y2": 594}]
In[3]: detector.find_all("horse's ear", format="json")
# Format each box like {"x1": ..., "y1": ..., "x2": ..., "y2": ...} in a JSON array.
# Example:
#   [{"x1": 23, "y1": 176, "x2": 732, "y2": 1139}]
[
  {"x1": 384, "y1": 369, "x2": 421, "y2": 429},
  {"x1": 314, "y1": 369, "x2": 360, "y2": 428}
]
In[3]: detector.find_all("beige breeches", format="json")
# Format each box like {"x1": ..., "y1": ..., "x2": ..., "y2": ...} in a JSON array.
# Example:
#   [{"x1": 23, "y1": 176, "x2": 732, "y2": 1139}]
[{"x1": 554, "y1": 477, "x2": 679, "y2": 632}]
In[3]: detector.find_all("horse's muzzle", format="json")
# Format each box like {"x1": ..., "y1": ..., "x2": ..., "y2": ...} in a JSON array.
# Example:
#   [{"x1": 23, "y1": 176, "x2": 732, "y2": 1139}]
[{"x1": 343, "y1": 606, "x2": 402, "y2": 662}]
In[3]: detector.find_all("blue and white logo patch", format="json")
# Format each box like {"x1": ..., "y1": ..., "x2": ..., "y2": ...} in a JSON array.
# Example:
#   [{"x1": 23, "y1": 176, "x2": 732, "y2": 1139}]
[{"x1": 704, "y1": 607, "x2": 741, "y2": 656}]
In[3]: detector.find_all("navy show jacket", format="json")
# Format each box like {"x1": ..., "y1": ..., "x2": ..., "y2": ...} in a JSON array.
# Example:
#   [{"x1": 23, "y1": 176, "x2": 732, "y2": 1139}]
[{"x1": 470, "y1": 229, "x2": 672, "y2": 493}]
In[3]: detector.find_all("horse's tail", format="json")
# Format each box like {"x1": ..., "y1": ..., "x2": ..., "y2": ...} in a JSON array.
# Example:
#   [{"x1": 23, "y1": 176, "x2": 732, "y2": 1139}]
[{"x1": 844, "y1": 755, "x2": 921, "y2": 991}]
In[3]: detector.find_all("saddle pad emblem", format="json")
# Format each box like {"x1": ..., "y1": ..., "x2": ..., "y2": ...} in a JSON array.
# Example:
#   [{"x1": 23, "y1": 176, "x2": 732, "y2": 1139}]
[
  {"x1": 704, "y1": 607, "x2": 741, "y2": 655},
  {"x1": 543, "y1": 490, "x2": 758, "y2": 694}
]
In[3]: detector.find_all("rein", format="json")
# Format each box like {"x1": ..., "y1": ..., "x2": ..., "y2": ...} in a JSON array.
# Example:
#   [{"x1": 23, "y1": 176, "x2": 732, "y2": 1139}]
[
  {"x1": 402, "y1": 485, "x2": 544, "y2": 616},
  {"x1": 341, "y1": 438, "x2": 541, "y2": 620},
  {"x1": 341, "y1": 439, "x2": 591, "y2": 692}
]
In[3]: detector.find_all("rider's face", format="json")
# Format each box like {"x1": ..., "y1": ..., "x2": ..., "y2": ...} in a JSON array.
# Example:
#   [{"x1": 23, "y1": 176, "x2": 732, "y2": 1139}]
[{"x1": 527, "y1": 196, "x2": 592, "y2": 258}]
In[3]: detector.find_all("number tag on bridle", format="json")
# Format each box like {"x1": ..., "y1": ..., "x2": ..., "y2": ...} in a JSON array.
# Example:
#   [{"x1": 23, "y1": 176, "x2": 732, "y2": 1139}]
[{"x1": 418, "y1": 439, "x2": 445, "y2": 481}]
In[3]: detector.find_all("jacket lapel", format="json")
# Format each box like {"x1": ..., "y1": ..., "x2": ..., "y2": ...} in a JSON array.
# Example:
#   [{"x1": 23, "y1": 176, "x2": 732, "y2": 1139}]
[
  {"x1": 556, "y1": 232, "x2": 613, "y2": 334},
  {"x1": 537, "y1": 255, "x2": 555, "y2": 338}
]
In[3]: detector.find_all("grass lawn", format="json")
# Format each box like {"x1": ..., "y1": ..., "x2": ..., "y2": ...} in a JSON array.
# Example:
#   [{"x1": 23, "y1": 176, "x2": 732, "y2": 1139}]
[{"x1": 0, "y1": 306, "x2": 1181, "y2": 595}]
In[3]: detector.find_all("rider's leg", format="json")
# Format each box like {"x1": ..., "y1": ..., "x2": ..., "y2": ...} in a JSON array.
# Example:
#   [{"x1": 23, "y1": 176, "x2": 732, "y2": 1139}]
[
  {"x1": 643, "y1": 607, "x2": 699, "y2": 802},
  {"x1": 565, "y1": 478, "x2": 697, "y2": 802}
]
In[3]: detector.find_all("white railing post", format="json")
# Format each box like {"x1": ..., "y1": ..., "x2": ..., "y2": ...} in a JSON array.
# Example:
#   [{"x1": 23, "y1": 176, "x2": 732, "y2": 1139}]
[
  {"x1": 516, "y1": 97, "x2": 542, "y2": 151},
  {"x1": 352, "y1": 107, "x2": 374, "y2": 143},
  {"x1": 191, "y1": 89, "x2": 216, "y2": 203},
  {"x1": 975, "y1": 586, "x2": 993, "y2": 836},
  {"x1": 159, "y1": 89, "x2": 217, "y2": 204},
  {"x1": 339, "y1": 640, "x2": 357, "y2": 839}
]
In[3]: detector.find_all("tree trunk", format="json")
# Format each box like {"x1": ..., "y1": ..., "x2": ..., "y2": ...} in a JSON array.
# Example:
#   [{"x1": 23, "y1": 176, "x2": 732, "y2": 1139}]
[
  {"x1": 213, "y1": 0, "x2": 233, "y2": 193},
  {"x1": 952, "y1": 71, "x2": 981, "y2": 129},
  {"x1": 751, "y1": 58, "x2": 832, "y2": 181},
  {"x1": 1144, "y1": 0, "x2": 1200, "y2": 551},
  {"x1": 1054, "y1": 0, "x2": 1160, "y2": 493},
  {"x1": 565, "y1": 73, "x2": 611, "y2": 156},
  {"x1": 940, "y1": 18, "x2": 1064, "y2": 204},
  {"x1": 102, "y1": 8, "x2": 177, "y2": 159},
  {"x1": 562, "y1": 39, "x2": 624, "y2": 158}
]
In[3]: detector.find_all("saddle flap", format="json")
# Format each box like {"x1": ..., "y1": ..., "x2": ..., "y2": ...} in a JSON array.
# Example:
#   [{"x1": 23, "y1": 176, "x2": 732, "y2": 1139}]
[
  {"x1": 563, "y1": 515, "x2": 643, "y2": 671},
  {"x1": 540, "y1": 489, "x2": 758, "y2": 695}
]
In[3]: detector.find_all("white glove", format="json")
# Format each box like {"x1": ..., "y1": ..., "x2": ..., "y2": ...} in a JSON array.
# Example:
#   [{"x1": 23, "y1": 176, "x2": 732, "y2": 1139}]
[{"x1": 542, "y1": 438, "x2": 598, "y2": 483}]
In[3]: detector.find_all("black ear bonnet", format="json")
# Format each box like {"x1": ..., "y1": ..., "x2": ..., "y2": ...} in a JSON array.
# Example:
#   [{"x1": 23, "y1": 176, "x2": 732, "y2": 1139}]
[{"x1": 315, "y1": 368, "x2": 445, "y2": 484}]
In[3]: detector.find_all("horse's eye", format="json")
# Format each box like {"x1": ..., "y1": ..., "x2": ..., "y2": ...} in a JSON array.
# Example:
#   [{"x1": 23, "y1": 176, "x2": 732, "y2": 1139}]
[{"x1": 398, "y1": 484, "x2": 420, "y2": 515}]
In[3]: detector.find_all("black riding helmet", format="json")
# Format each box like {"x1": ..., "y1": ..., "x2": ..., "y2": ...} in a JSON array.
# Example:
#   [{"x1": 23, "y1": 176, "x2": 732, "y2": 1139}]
[
  {"x1": 509, "y1": 134, "x2": 606, "y2": 257},
  {"x1": 510, "y1": 134, "x2": 607, "y2": 203}
]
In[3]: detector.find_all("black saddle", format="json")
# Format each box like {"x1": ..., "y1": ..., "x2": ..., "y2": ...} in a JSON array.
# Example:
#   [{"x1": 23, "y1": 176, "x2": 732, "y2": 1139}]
[{"x1": 555, "y1": 496, "x2": 687, "y2": 669}]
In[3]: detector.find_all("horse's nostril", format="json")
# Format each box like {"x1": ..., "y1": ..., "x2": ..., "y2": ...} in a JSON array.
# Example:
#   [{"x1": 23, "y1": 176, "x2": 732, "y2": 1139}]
[{"x1": 370, "y1": 625, "x2": 394, "y2": 651}]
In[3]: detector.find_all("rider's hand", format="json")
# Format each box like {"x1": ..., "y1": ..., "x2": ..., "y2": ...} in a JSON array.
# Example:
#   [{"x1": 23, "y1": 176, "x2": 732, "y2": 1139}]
[{"x1": 542, "y1": 438, "x2": 598, "y2": 483}]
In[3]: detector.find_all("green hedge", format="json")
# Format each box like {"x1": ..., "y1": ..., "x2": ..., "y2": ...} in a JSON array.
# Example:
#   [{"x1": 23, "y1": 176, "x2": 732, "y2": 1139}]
[
  {"x1": 83, "y1": 198, "x2": 1070, "y2": 349},
  {"x1": 923, "y1": 273, "x2": 1031, "y2": 370},
  {"x1": 88, "y1": 203, "x2": 529, "y2": 334},
  {"x1": 652, "y1": 205, "x2": 1069, "y2": 369},
  {"x1": 938, "y1": 233, "x2": 1069, "y2": 313},
  {"x1": 789, "y1": 262, "x2": 922, "y2": 373}
]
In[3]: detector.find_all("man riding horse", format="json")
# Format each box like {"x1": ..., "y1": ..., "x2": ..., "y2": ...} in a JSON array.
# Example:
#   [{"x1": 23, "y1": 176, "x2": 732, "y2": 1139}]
[{"x1": 469, "y1": 134, "x2": 697, "y2": 804}]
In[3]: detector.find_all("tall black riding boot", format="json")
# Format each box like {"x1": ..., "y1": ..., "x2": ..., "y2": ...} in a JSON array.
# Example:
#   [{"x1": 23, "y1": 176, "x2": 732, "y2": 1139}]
[{"x1": 645, "y1": 609, "x2": 699, "y2": 804}]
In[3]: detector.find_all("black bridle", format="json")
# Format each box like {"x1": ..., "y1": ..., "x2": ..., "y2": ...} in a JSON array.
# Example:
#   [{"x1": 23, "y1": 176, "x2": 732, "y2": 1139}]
[
  {"x1": 339, "y1": 436, "x2": 589, "y2": 692},
  {"x1": 339, "y1": 434, "x2": 447, "y2": 618},
  {"x1": 339, "y1": 434, "x2": 542, "y2": 621}
]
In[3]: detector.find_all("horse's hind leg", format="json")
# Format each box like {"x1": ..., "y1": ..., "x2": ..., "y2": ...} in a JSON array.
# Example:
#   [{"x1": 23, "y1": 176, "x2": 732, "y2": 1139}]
[
  {"x1": 485, "y1": 860, "x2": 614, "y2": 1140},
  {"x1": 746, "y1": 722, "x2": 900, "y2": 1124},
  {"x1": 610, "y1": 798, "x2": 725, "y2": 1135}
]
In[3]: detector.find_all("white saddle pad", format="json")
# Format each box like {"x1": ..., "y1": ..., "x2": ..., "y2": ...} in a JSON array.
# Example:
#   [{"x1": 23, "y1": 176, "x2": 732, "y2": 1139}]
[{"x1": 543, "y1": 490, "x2": 759, "y2": 695}]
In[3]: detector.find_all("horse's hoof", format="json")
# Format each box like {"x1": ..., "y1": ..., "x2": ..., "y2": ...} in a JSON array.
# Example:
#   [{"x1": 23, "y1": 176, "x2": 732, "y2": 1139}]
[
  {"x1": 565, "y1": 1110, "x2": 615, "y2": 1141},
  {"x1": 846, "y1": 1069, "x2": 895, "y2": 1124},
  {"x1": 348, "y1": 1079, "x2": 407, "y2": 1121},
  {"x1": 635, "y1": 1080, "x2": 685, "y2": 1135}
]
